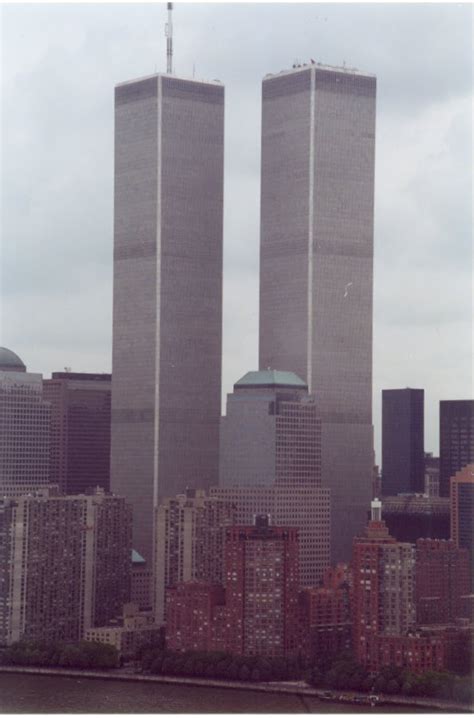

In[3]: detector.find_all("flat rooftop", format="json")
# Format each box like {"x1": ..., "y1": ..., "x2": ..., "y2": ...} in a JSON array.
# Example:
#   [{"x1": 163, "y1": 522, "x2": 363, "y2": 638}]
[
  {"x1": 264, "y1": 61, "x2": 375, "y2": 81},
  {"x1": 116, "y1": 72, "x2": 223, "y2": 89}
]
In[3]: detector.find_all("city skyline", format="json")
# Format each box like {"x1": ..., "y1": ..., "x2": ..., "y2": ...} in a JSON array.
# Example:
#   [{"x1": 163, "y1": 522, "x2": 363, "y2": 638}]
[{"x1": 1, "y1": 3, "x2": 472, "y2": 463}]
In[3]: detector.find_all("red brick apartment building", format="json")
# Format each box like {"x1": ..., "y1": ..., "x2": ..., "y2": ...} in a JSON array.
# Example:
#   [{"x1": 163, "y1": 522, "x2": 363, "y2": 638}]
[{"x1": 166, "y1": 515, "x2": 300, "y2": 657}]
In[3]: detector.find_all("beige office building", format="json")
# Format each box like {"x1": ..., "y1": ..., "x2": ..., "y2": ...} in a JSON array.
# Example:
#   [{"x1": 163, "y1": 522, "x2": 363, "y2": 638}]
[{"x1": 210, "y1": 484, "x2": 330, "y2": 588}]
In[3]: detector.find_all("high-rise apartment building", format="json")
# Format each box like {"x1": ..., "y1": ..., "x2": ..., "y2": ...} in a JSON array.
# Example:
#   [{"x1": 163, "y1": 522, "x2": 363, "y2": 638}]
[
  {"x1": 0, "y1": 487, "x2": 132, "y2": 646},
  {"x1": 440, "y1": 401, "x2": 474, "y2": 497},
  {"x1": 111, "y1": 73, "x2": 224, "y2": 561},
  {"x1": 352, "y1": 500, "x2": 416, "y2": 669},
  {"x1": 210, "y1": 484, "x2": 330, "y2": 587},
  {"x1": 416, "y1": 539, "x2": 471, "y2": 625},
  {"x1": 166, "y1": 517, "x2": 301, "y2": 658},
  {"x1": 259, "y1": 64, "x2": 376, "y2": 562},
  {"x1": 43, "y1": 372, "x2": 111, "y2": 494},
  {"x1": 0, "y1": 347, "x2": 50, "y2": 498},
  {"x1": 450, "y1": 464, "x2": 474, "y2": 588},
  {"x1": 224, "y1": 515, "x2": 300, "y2": 657},
  {"x1": 220, "y1": 369, "x2": 321, "y2": 488},
  {"x1": 382, "y1": 388, "x2": 425, "y2": 496},
  {"x1": 154, "y1": 489, "x2": 236, "y2": 623}
]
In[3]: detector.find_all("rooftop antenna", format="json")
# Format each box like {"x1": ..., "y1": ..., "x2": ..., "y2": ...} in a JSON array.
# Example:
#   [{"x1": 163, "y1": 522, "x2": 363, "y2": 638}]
[{"x1": 165, "y1": 2, "x2": 173, "y2": 74}]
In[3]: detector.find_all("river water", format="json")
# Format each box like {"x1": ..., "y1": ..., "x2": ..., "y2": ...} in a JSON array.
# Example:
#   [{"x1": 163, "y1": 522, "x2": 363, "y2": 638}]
[{"x1": 0, "y1": 673, "x2": 435, "y2": 713}]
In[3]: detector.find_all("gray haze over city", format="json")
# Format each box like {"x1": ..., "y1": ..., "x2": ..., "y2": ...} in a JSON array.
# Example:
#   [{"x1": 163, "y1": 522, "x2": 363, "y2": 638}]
[{"x1": 1, "y1": 2, "x2": 472, "y2": 462}]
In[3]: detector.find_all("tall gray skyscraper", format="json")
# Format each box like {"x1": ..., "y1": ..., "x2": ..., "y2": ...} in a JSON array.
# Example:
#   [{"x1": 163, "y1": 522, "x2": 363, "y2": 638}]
[
  {"x1": 111, "y1": 74, "x2": 224, "y2": 561},
  {"x1": 259, "y1": 64, "x2": 376, "y2": 562}
]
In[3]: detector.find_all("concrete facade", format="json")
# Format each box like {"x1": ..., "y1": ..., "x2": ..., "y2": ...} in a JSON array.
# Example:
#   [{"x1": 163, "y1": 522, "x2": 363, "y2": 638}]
[
  {"x1": 154, "y1": 489, "x2": 236, "y2": 624},
  {"x1": 0, "y1": 487, "x2": 132, "y2": 646},
  {"x1": 210, "y1": 484, "x2": 330, "y2": 588},
  {"x1": 258, "y1": 65, "x2": 376, "y2": 563},
  {"x1": 0, "y1": 349, "x2": 50, "y2": 498},
  {"x1": 111, "y1": 74, "x2": 224, "y2": 562}
]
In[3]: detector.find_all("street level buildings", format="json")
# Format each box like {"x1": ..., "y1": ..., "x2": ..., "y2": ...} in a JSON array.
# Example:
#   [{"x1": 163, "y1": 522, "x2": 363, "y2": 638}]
[
  {"x1": 0, "y1": 348, "x2": 50, "y2": 498},
  {"x1": 85, "y1": 602, "x2": 159, "y2": 659},
  {"x1": 220, "y1": 370, "x2": 321, "y2": 488},
  {"x1": 111, "y1": 73, "x2": 224, "y2": 562},
  {"x1": 43, "y1": 372, "x2": 111, "y2": 494},
  {"x1": 154, "y1": 489, "x2": 236, "y2": 623},
  {"x1": 382, "y1": 388, "x2": 425, "y2": 496},
  {"x1": 440, "y1": 401, "x2": 474, "y2": 497},
  {"x1": 210, "y1": 484, "x2": 330, "y2": 587},
  {"x1": 0, "y1": 486, "x2": 131, "y2": 646},
  {"x1": 259, "y1": 64, "x2": 376, "y2": 562}
]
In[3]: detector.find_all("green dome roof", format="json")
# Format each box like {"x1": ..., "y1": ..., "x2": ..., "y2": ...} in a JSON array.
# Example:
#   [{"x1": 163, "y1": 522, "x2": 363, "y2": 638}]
[
  {"x1": 0, "y1": 347, "x2": 26, "y2": 371},
  {"x1": 234, "y1": 369, "x2": 307, "y2": 389}
]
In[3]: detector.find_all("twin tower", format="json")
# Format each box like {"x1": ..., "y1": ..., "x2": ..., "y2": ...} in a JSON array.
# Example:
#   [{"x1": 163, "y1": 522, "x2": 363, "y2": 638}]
[{"x1": 111, "y1": 64, "x2": 377, "y2": 566}]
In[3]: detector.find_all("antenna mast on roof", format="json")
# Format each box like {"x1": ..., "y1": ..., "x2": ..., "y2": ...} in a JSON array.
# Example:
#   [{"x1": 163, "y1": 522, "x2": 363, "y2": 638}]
[{"x1": 165, "y1": 2, "x2": 173, "y2": 74}]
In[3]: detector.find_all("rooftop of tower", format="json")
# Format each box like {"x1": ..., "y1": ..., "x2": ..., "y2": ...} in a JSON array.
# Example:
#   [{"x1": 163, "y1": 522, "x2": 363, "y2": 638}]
[
  {"x1": 234, "y1": 369, "x2": 307, "y2": 390},
  {"x1": 264, "y1": 61, "x2": 376, "y2": 81},
  {"x1": 116, "y1": 72, "x2": 223, "y2": 89},
  {"x1": 0, "y1": 347, "x2": 26, "y2": 372}
]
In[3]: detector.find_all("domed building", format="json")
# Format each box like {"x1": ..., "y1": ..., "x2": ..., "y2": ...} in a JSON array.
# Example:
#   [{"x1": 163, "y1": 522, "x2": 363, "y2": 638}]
[
  {"x1": 0, "y1": 347, "x2": 26, "y2": 373},
  {"x1": 0, "y1": 348, "x2": 50, "y2": 497}
]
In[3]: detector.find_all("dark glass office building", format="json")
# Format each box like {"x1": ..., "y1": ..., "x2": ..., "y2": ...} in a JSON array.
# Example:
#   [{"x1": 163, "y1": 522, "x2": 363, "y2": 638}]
[
  {"x1": 259, "y1": 64, "x2": 376, "y2": 562},
  {"x1": 43, "y1": 372, "x2": 111, "y2": 494},
  {"x1": 111, "y1": 74, "x2": 224, "y2": 561},
  {"x1": 440, "y1": 400, "x2": 474, "y2": 497},
  {"x1": 382, "y1": 388, "x2": 425, "y2": 496}
]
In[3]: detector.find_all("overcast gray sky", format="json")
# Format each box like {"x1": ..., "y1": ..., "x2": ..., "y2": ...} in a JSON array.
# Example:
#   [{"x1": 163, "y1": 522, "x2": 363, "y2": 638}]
[{"x1": 1, "y1": 2, "x2": 472, "y2": 462}]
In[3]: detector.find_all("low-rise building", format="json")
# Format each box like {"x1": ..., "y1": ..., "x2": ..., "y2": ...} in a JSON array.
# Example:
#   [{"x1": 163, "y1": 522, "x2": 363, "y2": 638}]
[{"x1": 85, "y1": 603, "x2": 159, "y2": 659}]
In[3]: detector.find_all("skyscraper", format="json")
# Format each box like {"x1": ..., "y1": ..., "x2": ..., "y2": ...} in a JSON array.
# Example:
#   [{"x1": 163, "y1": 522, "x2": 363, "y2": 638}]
[
  {"x1": 0, "y1": 347, "x2": 50, "y2": 498},
  {"x1": 450, "y1": 464, "x2": 474, "y2": 588},
  {"x1": 220, "y1": 369, "x2": 321, "y2": 488},
  {"x1": 111, "y1": 74, "x2": 224, "y2": 561},
  {"x1": 259, "y1": 64, "x2": 376, "y2": 561},
  {"x1": 440, "y1": 400, "x2": 474, "y2": 497},
  {"x1": 382, "y1": 388, "x2": 425, "y2": 496},
  {"x1": 43, "y1": 372, "x2": 111, "y2": 494}
]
